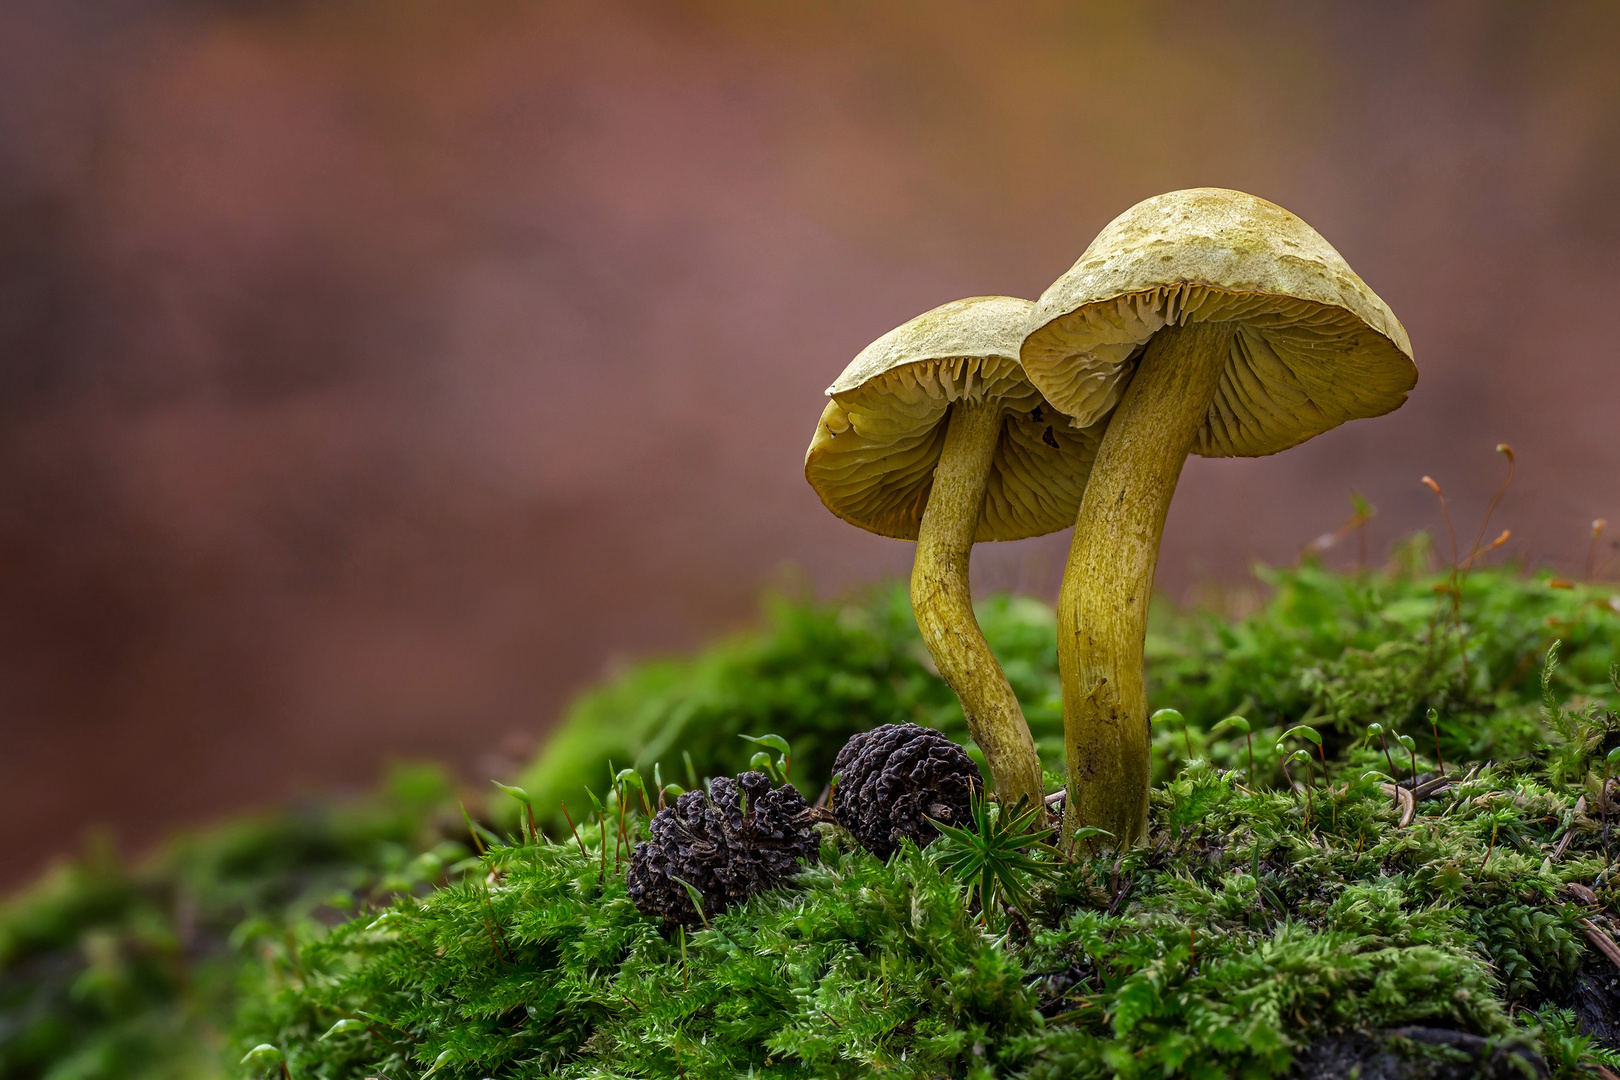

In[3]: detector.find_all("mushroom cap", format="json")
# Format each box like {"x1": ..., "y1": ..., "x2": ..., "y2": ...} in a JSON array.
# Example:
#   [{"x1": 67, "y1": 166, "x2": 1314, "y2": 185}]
[
  {"x1": 806, "y1": 295, "x2": 1103, "y2": 542},
  {"x1": 1021, "y1": 188, "x2": 1417, "y2": 457}
]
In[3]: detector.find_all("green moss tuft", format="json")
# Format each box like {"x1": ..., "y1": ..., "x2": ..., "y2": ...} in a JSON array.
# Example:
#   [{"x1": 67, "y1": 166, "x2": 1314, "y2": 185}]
[
  {"x1": 5, "y1": 557, "x2": 1620, "y2": 1078},
  {"x1": 522, "y1": 558, "x2": 1620, "y2": 825},
  {"x1": 0, "y1": 764, "x2": 467, "y2": 1080},
  {"x1": 241, "y1": 745, "x2": 1620, "y2": 1078}
]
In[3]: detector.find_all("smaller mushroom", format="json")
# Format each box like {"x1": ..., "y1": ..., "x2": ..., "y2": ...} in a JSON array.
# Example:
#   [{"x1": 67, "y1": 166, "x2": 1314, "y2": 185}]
[{"x1": 806, "y1": 296, "x2": 1104, "y2": 809}]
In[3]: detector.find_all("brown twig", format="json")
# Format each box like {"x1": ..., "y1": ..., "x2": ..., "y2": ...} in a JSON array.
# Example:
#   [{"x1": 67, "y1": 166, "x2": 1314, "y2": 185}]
[
  {"x1": 1560, "y1": 882, "x2": 1599, "y2": 907},
  {"x1": 1580, "y1": 918, "x2": 1620, "y2": 972},
  {"x1": 1554, "y1": 796, "x2": 1587, "y2": 861},
  {"x1": 1043, "y1": 999, "x2": 1102, "y2": 1026},
  {"x1": 1408, "y1": 775, "x2": 1452, "y2": 801},
  {"x1": 1380, "y1": 784, "x2": 1417, "y2": 828}
]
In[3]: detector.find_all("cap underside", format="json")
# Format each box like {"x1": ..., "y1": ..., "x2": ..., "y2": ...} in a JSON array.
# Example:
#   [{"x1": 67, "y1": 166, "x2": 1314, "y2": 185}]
[
  {"x1": 1022, "y1": 282, "x2": 1416, "y2": 458},
  {"x1": 1020, "y1": 188, "x2": 1416, "y2": 458},
  {"x1": 806, "y1": 355, "x2": 1101, "y2": 541}
]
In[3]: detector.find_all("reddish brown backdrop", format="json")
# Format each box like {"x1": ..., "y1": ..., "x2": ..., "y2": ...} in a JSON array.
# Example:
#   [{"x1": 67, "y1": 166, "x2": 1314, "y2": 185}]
[{"x1": 2, "y1": 0, "x2": 1618, "y2": 885}]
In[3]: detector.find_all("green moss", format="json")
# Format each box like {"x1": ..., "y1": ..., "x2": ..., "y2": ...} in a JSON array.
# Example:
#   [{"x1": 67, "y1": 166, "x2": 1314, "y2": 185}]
[
  {"x1": 240, "y1": 748, "x2": 1620, "y2": 1078},
  {"x1": 5, "y1": 556, "x2": 1619, "y2": 1078},
  {"x1": 523, "y1": 557, "x2": 1619, "y2": 818},
  {"x1": 1148, "y1": 555, "x2": 1620, "y2": 766},
  {"x1": 0, "y1": 765, "x2": 466, "y2": 1080},
  {"x1": 515, "y1": 587, "x2": 1040, "y2": 823}
]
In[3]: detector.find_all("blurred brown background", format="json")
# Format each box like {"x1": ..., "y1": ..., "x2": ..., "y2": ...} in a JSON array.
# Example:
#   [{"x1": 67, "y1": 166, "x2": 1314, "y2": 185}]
[{"x1": 2, "y1": 0, "x2": 1617, "y2": 886}]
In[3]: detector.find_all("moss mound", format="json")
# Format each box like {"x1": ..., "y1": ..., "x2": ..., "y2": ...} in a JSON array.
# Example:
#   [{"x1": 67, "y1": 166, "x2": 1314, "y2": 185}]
[
  {"x1": 0, "y1": 765, "x2": 468, "y2": 1080},
  {"x1": 521, "y1": 554, "x2": 1620, "y2": 819},
  {"x1": 241, "y1": 754, "x2": 1620, "y2": 1078},
  {"x1": 2, "y1": 554, "x2": 1619, "y2": 1078},
  {"x1": 234, "y1": 560, "x2": 1620, "y2": 1079}
]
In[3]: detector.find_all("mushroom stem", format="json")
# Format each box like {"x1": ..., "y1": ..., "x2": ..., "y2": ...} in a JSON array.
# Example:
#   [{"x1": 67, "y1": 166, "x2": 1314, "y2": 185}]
[
  {"x1": 911, "y1": 398, "x2": 1045, "y2": 811},
  {"x1": 1059, "y1": 321, "x2": 1230, "y2": 850}
]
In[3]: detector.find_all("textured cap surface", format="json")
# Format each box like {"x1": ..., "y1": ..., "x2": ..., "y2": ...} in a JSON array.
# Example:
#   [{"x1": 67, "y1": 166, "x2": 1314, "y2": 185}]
[
  {"x1": 806, "y1": 296, "x2": 1103, "y2": 541},
  {"x1": 1021, "y1": 188, "x2": 1417, "y2": 457}
]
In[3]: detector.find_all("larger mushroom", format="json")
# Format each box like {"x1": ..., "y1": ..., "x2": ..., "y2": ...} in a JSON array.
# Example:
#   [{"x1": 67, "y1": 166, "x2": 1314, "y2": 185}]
[
  {"x1": 806, "y1": 296, "x2": 1104, "y2": 810},
  {"x1": 1020, "y1": 188, "x2": 1417, "y2": 848}
]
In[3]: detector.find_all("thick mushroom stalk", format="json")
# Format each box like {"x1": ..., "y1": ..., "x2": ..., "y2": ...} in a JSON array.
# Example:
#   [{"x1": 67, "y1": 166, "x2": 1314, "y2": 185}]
[
  {"x1": 1058, "y1": 321, "x2": 1229, "y2": 848},
  {"x1": 911, "y1": 398, "x2": 1045, "y2": 811}
]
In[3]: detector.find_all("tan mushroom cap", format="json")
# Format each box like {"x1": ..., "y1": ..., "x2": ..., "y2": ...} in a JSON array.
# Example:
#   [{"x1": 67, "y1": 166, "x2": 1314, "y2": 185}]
[
  {"x1": 806, "y1": 296, "x2": 1103, "y2": 542},
  {"x1": 1021, "y1": 188, "x2": 1417, "y2": 457}
]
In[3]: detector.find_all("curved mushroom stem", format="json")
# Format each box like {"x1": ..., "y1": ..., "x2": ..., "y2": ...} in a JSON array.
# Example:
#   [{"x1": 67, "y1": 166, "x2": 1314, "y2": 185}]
[
  {"x1": 1059, "y1": 321, "x2": 1230, "y2": 851},
  {"x1": 911, "y1": 398, "x2": 1046, "y2": 811}
]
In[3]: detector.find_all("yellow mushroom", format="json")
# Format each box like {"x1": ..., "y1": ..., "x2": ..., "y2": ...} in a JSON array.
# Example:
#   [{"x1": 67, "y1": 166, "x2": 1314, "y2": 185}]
[
  {"x1": 1020, "y1": 188, "x2": 1417, "y2": 849},
  {"x1": 806, "y1": 296, "x2": 1105, "y2": 809}
]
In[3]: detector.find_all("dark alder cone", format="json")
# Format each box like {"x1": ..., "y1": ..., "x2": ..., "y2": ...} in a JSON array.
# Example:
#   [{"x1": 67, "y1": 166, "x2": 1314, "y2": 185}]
[
  {"x1": 626, "y1": 771, "x2": 819, "y2": 928},
  {"x1": 832, "y1": 723, "x2": 983, "y2": 859}
]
